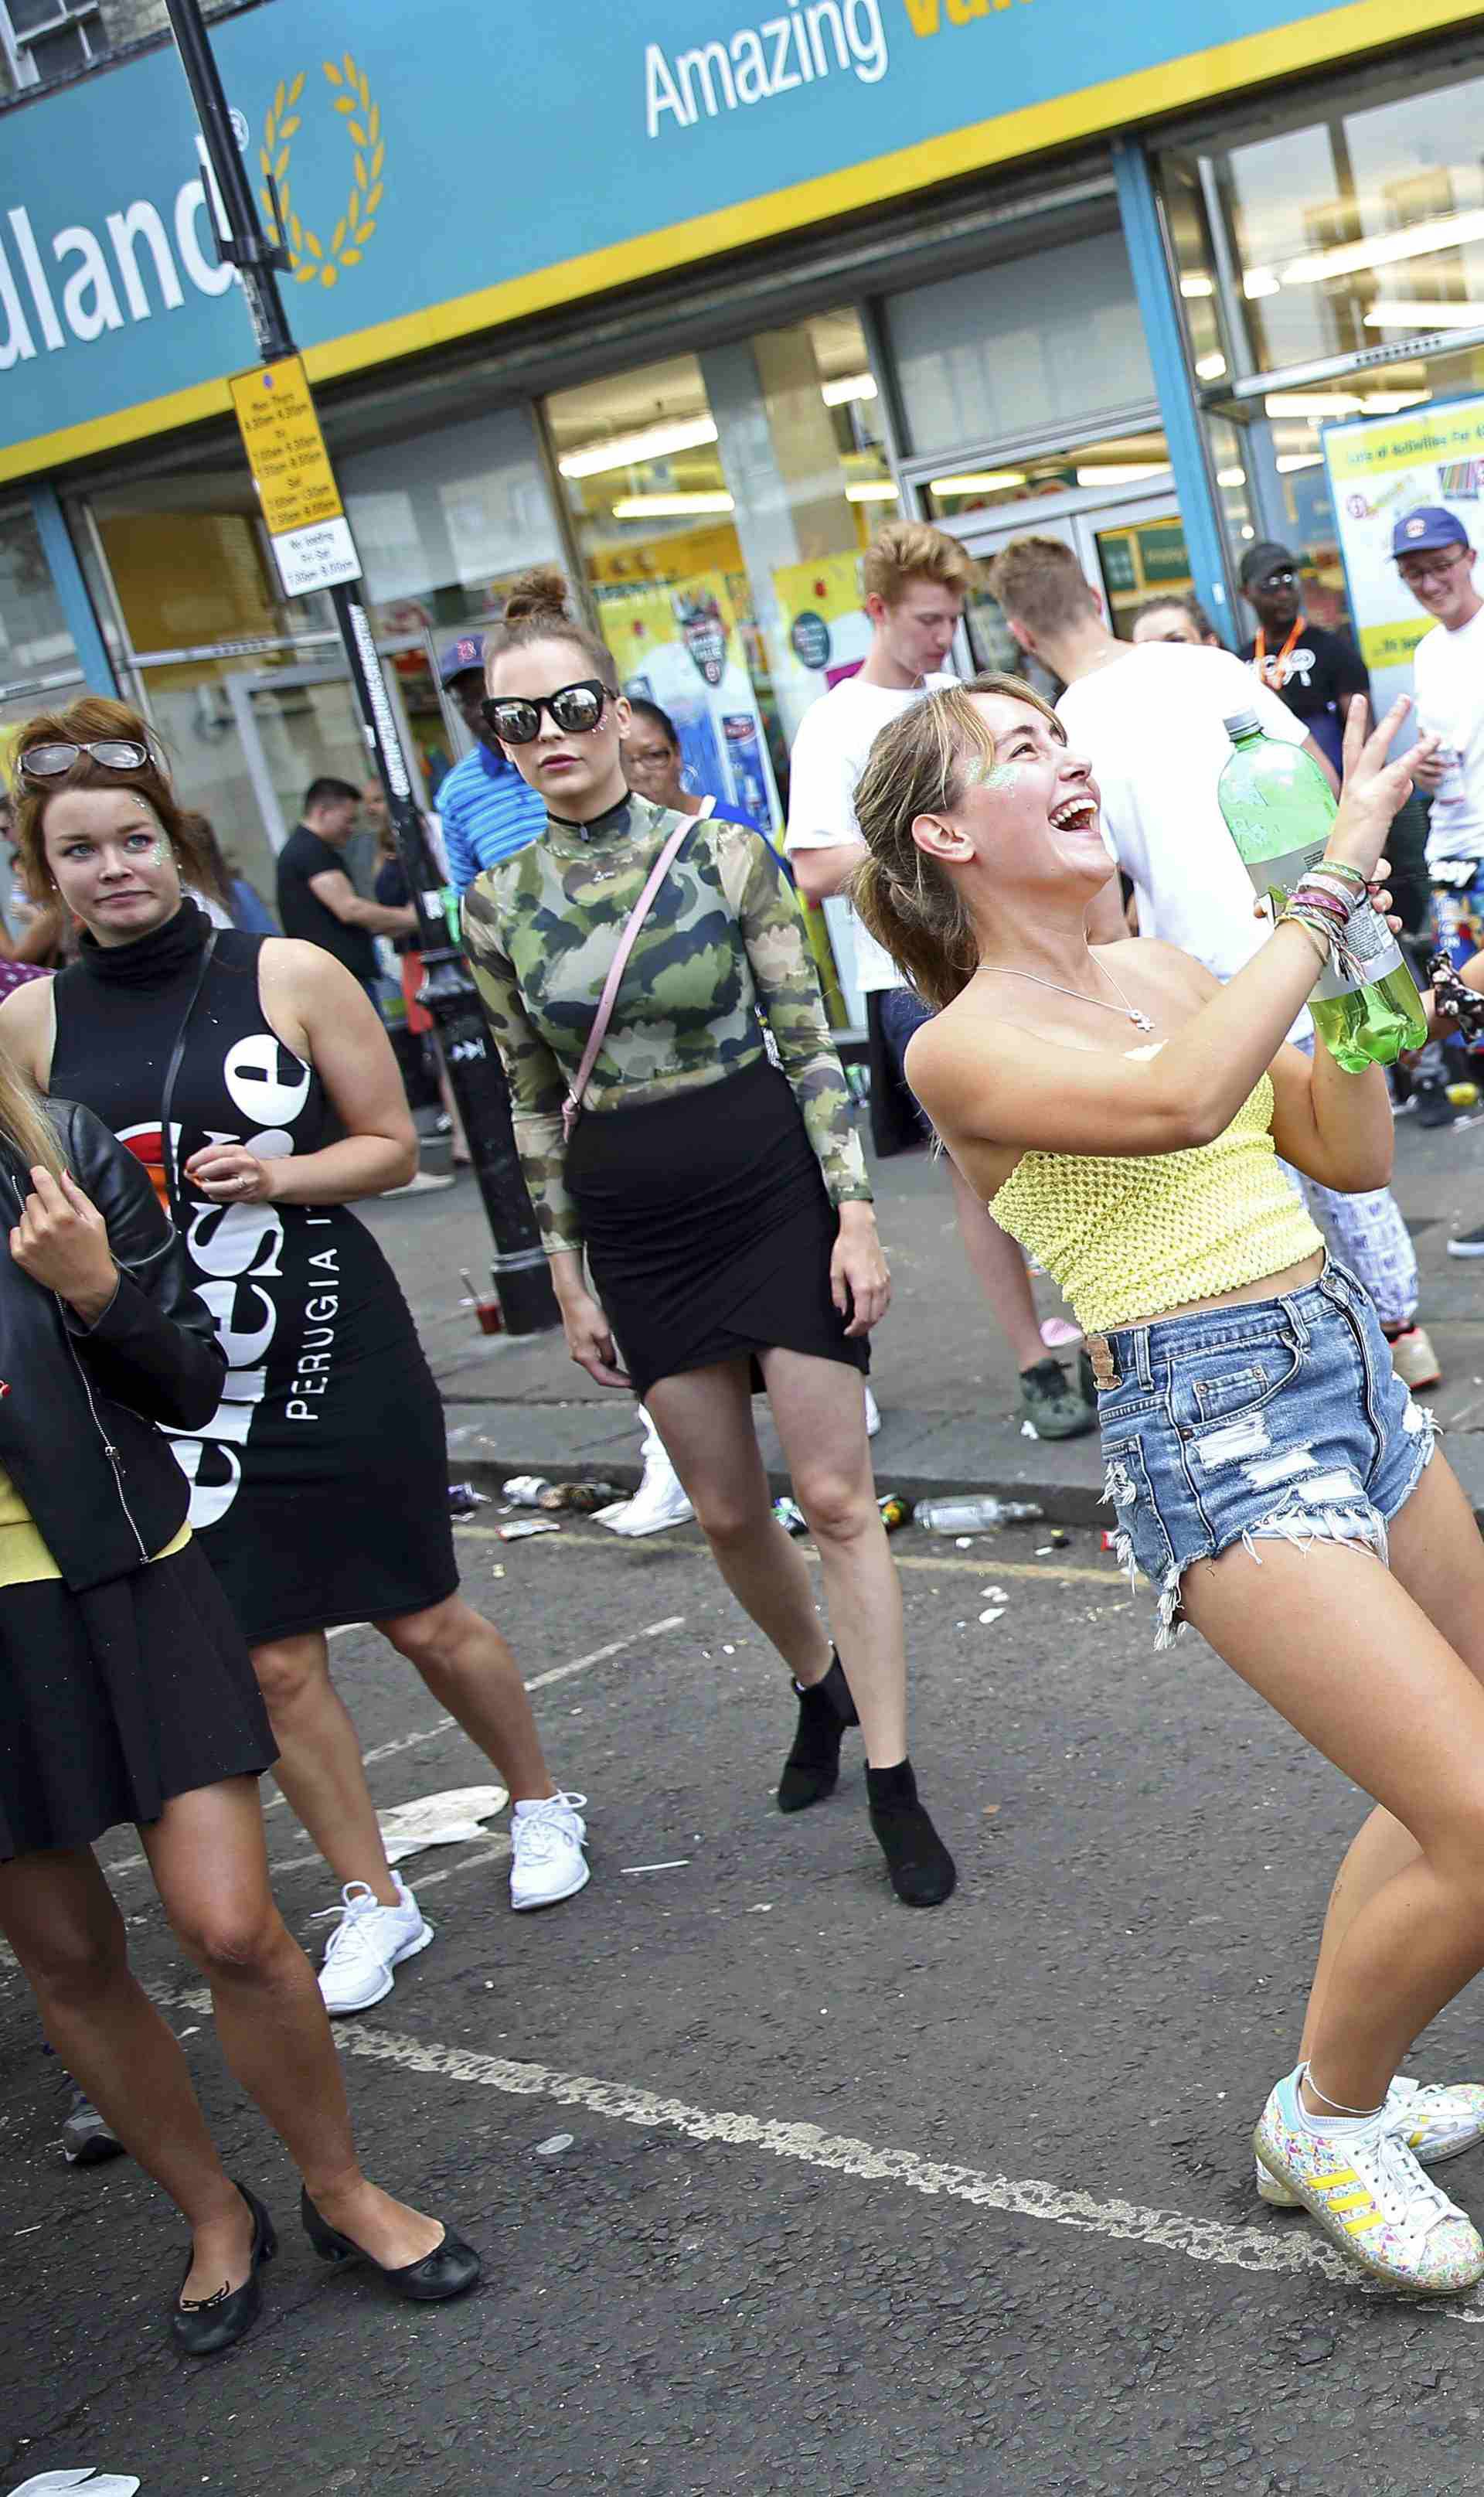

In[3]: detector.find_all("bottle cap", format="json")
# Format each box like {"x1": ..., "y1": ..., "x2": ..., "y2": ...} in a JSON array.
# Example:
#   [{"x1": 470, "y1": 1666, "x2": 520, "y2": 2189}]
[{"x1": 1224, "y1": 709, "x2": 1262, "y2": 741}]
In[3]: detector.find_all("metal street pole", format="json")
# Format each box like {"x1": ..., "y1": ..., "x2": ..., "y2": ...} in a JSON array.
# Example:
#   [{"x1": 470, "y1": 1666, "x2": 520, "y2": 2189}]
[{"x1": 163, "y1": 0, "x2": 557, "y2": 1334}]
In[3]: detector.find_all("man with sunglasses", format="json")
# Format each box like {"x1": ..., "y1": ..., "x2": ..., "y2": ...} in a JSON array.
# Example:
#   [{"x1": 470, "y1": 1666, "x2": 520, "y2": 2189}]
[
  {"x1": 435, "y1": 633, "x2": 546, "y2": 898},
  {"x1": 1238, "y1": 540, "x2": 1370, "y2": 777}
]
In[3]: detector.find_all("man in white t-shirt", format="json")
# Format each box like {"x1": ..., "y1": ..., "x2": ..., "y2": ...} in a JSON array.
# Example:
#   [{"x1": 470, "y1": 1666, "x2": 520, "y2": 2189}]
[
  {"x1": 1394, "y1": 505, "x2": 1484, "y2": 864},
  {"x1": 785, "y1": 519, "x2": 1094, "y2": 1441},
  {"x1": 988, "y1": 533, "x2": 1438, "y2": 1392}
]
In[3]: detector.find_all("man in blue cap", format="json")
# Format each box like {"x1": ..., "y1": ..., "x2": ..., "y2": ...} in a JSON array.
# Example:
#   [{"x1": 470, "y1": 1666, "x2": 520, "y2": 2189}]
[
  {"x1": 434, "y1": 630, "x2": 546, "y2": 895},
  {"x1": 1395, "y1": 506, "x2": 1484, "y2": 860}
]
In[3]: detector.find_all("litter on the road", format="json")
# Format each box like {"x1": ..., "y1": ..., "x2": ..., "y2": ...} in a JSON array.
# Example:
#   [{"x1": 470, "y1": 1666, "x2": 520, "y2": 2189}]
[
  {"x1": 447, "y1": 1480, "x2": 489, "y2": 1518},
  {"x1": 978, "y1": 1608, "x2": 1006, "y2": 1626},
  {"x1": 502, "y1": 1475, "x2": 555, "y2": 1507},
  {"x1": 9, "y1": 2476, "x2": 143, "y2": 2495},
  {"x1": 534, "y1": 2133, "x2": 574, "y2": 2157},
  {"x1": 376, "y1": 1785, "x2": 508, "y2": 1865},
  {"x1": 499, "y1": 1518, "x2": 561, "y2": 1541},
  {"x1": 772, "y1": 1495, "x2": 808, "y2": 1535},
  {"x1": 917, "y1": 1495, "x2": 1043, "y2": 1533},
  {"x1": 621, "y1": 1858, "x2": 690, "y2": 1874}
]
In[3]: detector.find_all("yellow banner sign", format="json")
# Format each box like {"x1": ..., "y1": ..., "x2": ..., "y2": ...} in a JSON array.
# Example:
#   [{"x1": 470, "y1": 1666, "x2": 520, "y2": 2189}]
[{"x1": 229, "y1": 355, "x2": 343, "y2": 537}]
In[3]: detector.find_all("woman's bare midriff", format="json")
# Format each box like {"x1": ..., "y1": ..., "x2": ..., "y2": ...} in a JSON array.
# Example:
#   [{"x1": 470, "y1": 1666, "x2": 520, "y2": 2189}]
[{"x1": 1113, "y1": 1248, "x2": 1326, "y2": 1337}]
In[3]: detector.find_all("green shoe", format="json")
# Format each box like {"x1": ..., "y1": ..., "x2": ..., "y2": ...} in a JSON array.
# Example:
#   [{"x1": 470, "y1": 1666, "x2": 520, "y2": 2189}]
[{"x1": 1019, "y1": 1355, "x2": 1096, "y2": 1440}]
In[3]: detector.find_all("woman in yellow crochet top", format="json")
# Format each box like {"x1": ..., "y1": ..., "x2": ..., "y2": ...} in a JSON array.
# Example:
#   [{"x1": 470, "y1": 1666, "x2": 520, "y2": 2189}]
[{"x1": 852, "y1": 673, "x2": 1484, "y2": 2301}]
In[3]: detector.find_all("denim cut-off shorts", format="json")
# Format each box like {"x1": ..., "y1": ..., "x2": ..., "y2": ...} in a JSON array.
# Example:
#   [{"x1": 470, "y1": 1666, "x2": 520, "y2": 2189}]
[{"x1": 1091, "y1": 1259, "x2": 1435, "y2": 1649}]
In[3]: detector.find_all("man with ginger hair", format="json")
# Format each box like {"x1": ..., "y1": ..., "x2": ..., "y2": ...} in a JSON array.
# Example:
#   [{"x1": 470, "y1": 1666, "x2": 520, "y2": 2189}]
[
  {"x1": 986, "y1": 532, "x2": 1438, "y2": 1393},
  {"x1": 785, "y1": 519, "x2": 1094, "y2": 1441}
]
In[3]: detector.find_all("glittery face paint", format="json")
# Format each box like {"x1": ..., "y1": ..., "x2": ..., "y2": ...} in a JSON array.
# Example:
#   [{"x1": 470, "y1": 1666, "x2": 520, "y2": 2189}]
[{"x1": 980, "y1": 761, "x2": 1023, "y2": 792}]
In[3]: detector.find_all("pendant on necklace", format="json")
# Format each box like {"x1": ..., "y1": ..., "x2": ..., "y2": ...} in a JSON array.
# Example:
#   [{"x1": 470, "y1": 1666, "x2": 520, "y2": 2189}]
[{"x1": 1129, "y1": 1009, "x2": 1153, "y2": 1032}]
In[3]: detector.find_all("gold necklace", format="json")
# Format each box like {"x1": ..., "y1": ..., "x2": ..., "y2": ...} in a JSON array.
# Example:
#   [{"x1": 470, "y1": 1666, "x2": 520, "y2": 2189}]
[{"x1": 976, "y1": 957, "x2": 1153, "y2": 1034}]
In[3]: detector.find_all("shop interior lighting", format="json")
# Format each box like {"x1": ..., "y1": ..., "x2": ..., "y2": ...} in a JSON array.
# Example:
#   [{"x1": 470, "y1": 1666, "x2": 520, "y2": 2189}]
[
  {"x1": 1194, "y1": 353, "x2": 1228, "y2": 379},
  {"x1": 1243, "y1": 267, "x2": 1281, "y2": 298},
  {"x1": 821, "y1": 371, "x2": 880, "y2": 406},
  {"x1": 1364, "y1": 299, "x2": 1484, "y2": 329},
  {"x1": 928, "y1": 471, "x2": 1029, "y2": 495},
  {"x1": 1074, "y1": 462, "x2": 1172, "y2": 484},
  {"x1": 1179, "y1": 274, "x2": 1215, "y2": 298},
  {"x1": 609, "y1": 491, "x2": 736, "y2": 518},
  {"x1": 1216, "y1": 465, "x2": 1247, "y2": 487},
  {"x1": 845, "y1": 480, "x2": 898, "y2": 502},
  {"x1": 559, "y1": 415, "x2": 720, "y2": 479},
  {"x1": 1276, "y1": 206, "x2": 1484, "y2": 289},
  {"x1": 1264, "y1": 390, "x2": 1431, "y2": 417},
  {"x1": 1275, "y1": 454, "x2": 1326, "y2": 474}
]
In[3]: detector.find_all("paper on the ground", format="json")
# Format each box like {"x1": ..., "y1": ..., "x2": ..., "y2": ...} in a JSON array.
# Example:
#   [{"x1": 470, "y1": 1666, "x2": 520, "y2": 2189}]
[
  {"x1": 9, "y1": 2475, "x2": 142, "y2": 2495},
  {"x1": 375, "y1": 1785, "x2": 509, "y2": 1865}
]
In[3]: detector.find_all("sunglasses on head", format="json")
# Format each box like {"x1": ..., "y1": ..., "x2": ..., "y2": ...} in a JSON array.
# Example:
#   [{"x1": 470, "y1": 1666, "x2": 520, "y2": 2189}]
[
  {"x1": 482, "y1": 681, "x2": 608, "y2": 745},
  {"x1": 19, "y1": 738, "x2": 151, "y2": 778}
]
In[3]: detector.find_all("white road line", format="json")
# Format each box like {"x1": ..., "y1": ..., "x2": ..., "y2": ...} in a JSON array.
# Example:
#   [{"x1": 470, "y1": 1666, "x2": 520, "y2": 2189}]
[
  {"x1": 141, "y1": 1991, "x2": 1484, "y2": 2313},
  {"x1": 99, "y1": 1615, "x2": 688, "y2": 1875},
  {"x1": 453, "y1": 1523, "x2": 1120, "y2": 1587}
]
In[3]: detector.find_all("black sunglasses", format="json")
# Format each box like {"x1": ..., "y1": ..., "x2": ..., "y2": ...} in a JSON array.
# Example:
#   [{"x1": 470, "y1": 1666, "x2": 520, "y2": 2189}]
[
  {"x1": 19, "y1": 737, "x2": 151, "y2": 778},
  {"x1": 482, "y1": 680, "x2": 608, "y2": 745}
]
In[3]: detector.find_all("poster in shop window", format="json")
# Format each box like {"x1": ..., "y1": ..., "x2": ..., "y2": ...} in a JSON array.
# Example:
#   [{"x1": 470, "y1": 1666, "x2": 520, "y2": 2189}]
[
  {"x1": 769, "y1": 552, "x2": 873, "y2": 750},
  {"x1": 1322, "y1": 393, "x2": 1484, "y2": 740},
  {"x1": 597, "y1": 571, "x2": 781, "y2": 834}
]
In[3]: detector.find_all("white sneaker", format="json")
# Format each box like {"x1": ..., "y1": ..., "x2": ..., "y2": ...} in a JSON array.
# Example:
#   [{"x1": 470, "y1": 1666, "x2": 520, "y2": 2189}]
[
  {"x1": 597, "y1": 1440, "x2": 694, "y2": 1535},
  {"x1": 864, "y1": 1385, "x2": 881, "y2": 1438},
  {"x1": 315, "y1": 1874, "x2": 434, "y2": 2015},
  {"x1": 1253, "y1": 2066, "x2": 1484, "y2": 2294},
  {"x1": 1257, "y1": 2073, "x2": 1484, "y2": 2204},
  {"x1": 510, "y1": 1790, "x2": 591, "y2": 1911}
]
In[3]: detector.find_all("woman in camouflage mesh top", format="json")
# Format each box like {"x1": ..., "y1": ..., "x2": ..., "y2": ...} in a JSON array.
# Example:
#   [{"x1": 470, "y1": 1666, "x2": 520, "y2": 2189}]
[{"x1": 462, "y1": 571, "x2": 954, "y2": 1909}]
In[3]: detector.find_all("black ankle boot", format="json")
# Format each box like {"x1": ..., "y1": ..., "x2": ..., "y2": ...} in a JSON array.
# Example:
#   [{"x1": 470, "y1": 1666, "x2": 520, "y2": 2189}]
[
  {"x1": 866, "y1": 1759, "x2": 956, "y2": 1907},
  {"x1": 778, "y1": 1651, "x2": 858, "y2": 1812}
]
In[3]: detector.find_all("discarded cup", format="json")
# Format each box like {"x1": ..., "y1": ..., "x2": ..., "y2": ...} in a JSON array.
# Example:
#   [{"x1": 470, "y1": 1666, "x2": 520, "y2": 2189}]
[
  {"x1": 916, "y1": 1496, "x2": 1043, "y2": 1534},
  {"x1": 448, "y1": 1480, "x2": 489, "y2": 1518},
  {"x1": 503, "y1": 1475, "x2": 555, "y2": 1507},
  {"x1": 461, "y1": 1267, "x2": 504, "y2": 1334}
]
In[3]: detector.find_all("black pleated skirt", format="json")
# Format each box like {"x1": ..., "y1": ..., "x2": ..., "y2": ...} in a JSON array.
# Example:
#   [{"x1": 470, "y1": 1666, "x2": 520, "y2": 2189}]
[
  {"x1": 566, "y1": 1054, "x2": 870, "y2": 1402},
  {"x1": 0, "y1": 1536, "x2": 277, "y2": 1862}
]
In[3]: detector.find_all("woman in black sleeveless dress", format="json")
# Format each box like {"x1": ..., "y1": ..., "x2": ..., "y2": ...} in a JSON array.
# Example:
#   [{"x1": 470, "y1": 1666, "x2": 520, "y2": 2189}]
[{"x1": 5, "y1": 699, "x2": 591, "y2": 2017}]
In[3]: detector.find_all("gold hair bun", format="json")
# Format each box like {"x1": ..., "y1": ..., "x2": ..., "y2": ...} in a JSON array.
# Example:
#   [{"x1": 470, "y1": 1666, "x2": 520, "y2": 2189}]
[{"x1": 502, "y1": 566, "x2": 571, "y2": 627}]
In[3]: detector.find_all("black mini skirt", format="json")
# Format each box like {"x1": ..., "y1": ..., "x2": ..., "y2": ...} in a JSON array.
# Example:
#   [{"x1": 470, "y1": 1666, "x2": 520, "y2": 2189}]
[{"x1": 565, "y1": 1054, "x2": 870, "y2": 1402}]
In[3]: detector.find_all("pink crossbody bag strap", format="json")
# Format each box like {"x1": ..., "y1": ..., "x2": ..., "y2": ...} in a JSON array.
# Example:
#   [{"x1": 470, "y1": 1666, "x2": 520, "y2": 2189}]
[{"x1": 562, "y1": 816, "x2": 695, "y2": 1143}]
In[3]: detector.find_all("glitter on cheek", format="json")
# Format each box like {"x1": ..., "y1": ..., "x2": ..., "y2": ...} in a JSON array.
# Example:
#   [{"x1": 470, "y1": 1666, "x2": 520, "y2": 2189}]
[{"x1": 982, "y1": 762, "x2": 1023, "y2": 792}]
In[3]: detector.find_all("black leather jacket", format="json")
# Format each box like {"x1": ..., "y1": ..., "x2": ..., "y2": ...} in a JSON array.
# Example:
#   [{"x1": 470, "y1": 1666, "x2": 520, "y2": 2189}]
[{"x1": 0, "y1": 1099, "x2": 226, "y2": 1593}]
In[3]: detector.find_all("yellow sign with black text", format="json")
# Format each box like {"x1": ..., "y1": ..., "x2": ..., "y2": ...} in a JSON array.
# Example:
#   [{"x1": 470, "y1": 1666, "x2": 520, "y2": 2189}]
[{"x1": 228, "y1": 355, "x2": 361, "y2": 598}]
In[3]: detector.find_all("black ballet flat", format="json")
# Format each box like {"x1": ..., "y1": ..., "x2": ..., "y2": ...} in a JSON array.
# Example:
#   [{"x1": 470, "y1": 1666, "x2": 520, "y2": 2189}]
[
  {"x1": 171, "y1": 2182, "x2": 275, "y2": 2357},
  {"x1": 300, "y1": 2188, "x2": 482, "y2": 2301}
]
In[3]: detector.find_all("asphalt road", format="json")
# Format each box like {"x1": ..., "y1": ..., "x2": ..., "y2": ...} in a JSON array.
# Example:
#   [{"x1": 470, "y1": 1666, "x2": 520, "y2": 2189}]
[{"x1": 5, "y1": 1518, "x2": 1484, "y2": 2497}]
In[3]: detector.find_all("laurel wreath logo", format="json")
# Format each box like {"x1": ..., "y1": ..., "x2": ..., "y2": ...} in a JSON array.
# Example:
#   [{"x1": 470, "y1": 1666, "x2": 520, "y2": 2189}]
[{"x1": 259, "y1": 53, "x2": 384, "y2": 291}]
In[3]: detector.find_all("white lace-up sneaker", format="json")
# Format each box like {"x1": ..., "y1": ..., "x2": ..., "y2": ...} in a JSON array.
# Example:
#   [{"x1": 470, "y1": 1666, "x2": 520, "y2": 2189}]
[
  {"x1": 1258, "y1": 2074, "x2": 1484, "y2": 2206},
  {"x1": 315, "y1": 1873, "x2": 433, "y2": 2015},
  {"x1": 597, "y1": 1427, "x2": 693, "y2": 1536},
  {"x1": 1254, "y1": 2066, "x2": 1484, "y2": 2294},
  {"x1": 509, "y1": 1790, "x2": 590, "y2": 1911},
  {"x1": 864, "y1": 1385, "x2": 881, "y2": 1438}
]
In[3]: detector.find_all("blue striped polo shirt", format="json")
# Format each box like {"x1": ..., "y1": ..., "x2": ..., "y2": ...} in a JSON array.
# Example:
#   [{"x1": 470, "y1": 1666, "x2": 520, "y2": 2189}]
[{"x1": 438, "y1": 741, "x2": 547, "y2": 894}]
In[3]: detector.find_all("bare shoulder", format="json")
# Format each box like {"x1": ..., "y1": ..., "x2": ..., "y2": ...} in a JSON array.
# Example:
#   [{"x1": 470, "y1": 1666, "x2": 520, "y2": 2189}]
[
  {"x1": 0, "y1": 975, "x2": 56, "y2": 1083},
  {"x1": 1098, "y1": 935, "x2": 1218, "y2": 1010},
  {"x1": 256, "y1": 936, "x2": 365, "y2": 1051},
  {"x1": 904, "y1": 985, "x2": 1019, "y2": 1107}
]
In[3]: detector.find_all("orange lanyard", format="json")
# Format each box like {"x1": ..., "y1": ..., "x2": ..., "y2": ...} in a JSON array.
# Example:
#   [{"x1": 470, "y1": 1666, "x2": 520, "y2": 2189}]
[{"x1": 1253, "y1": 615, "x2": 1304, "y2": 689}]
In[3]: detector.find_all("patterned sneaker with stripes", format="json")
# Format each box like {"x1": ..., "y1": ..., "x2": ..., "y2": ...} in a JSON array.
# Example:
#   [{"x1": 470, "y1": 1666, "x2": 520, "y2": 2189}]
[
  {"x1": 1256, "y1": 2073, "x2": 1484, "y2": 2207},
  {"x1": 1253, "y1": 2066, "x2": 1484, "y2": 2294}
]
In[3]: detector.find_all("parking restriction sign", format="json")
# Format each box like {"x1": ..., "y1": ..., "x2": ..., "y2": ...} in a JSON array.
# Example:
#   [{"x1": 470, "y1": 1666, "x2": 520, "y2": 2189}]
[{"x1": 229, "y1": 355, "x2": 362, "y2": 598}]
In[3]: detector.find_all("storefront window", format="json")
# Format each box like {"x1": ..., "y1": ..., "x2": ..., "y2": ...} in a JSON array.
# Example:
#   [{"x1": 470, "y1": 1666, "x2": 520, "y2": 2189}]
[
  {"x1": 0, "y1": 501, "x2": 83, "y2": 720},
  {"x1": 546, "y1": 309, "x2": 897, "y2": 824},
  {"x1": 883, "y1": 224, "x2": 1156, "y2": 455},
  {"x1": 1165, "y1": 66, "x2": 1484, "y2": 380},
  {"x1": 925, "y1": 424, "x2": 1172, "y2": 526},
  {"x1": 1208, "y1": 342, "x2": 1484, "y2": 642},
  {"x1": 337, "y1": 406, "x2": 560, "y2": 645}
]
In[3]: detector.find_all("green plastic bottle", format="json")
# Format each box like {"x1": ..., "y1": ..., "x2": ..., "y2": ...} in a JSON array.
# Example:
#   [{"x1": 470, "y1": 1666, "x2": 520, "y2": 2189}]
[{"x1": 1217, "y1": 709, "x2": 1428, "y2": 1071}]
